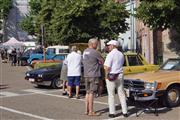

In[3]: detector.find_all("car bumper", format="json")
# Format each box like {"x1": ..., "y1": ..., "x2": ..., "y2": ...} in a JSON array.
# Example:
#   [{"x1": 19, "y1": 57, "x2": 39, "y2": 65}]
[
  {"x1": 25, "y1": 77, "x2": 52, "y2": 86},
  {"x1": 124, "y1": 88, "x2": 166, "y2": 98}
]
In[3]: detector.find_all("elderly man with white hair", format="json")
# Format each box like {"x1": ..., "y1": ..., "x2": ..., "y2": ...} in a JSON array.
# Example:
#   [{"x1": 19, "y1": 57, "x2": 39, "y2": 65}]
[
  {"x1": 104, "y1": 40, "x2": 128, "y2": 118},
  {"x1": 64, "y1": 46, "x2": 82, "y2": 99}
]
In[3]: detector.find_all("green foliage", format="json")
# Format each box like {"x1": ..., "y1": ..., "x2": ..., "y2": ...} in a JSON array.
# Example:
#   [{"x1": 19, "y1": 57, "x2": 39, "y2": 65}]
[
  {"x1": 0, "y1": 0, "x2": 12, "y2": 29},
  {"x1": 29, "y1": 0, "x2": 42, "y2": 15},
  {"x1": 136, "y1": 0, "x2": 180, "y2": 32},
  {"x1": 20, "y1": 0, "x2": 129, "y2": 45},
  {"x1": 20, "y1": 16, "x2": 35, "y2": 35},
  {"x1": 0, "y1": 0, "x2": 12, "y2": 19}
]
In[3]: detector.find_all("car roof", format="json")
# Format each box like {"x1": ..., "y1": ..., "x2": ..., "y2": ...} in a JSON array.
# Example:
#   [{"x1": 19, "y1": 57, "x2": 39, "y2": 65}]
[{"x1": 123, "y1": 52, "x2": 138, "y2": 55}]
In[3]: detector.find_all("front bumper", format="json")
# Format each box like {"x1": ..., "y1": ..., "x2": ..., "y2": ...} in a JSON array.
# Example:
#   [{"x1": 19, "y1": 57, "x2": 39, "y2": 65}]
[
  {"x1": 25, "y1": 77, "x2": 51, "y2": 86},
  {"x1": 124, "y1": 87, "x2": 166, "y2": 99}
]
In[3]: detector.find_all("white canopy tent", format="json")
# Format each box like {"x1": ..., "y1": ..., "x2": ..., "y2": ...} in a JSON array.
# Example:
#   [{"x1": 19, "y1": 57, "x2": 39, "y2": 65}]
[{"x1": 2, "y1": 37, "x2": 25, "y2": 47}]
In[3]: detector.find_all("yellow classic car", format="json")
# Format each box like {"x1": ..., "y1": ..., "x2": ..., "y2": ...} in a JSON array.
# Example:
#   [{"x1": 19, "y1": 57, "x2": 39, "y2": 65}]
[
  {"x1": 123, "y1": 52, "x2": 159, "y2": 75},
  {"x1": 124, "y1": 58, "x2": 180, "y2": 107}
]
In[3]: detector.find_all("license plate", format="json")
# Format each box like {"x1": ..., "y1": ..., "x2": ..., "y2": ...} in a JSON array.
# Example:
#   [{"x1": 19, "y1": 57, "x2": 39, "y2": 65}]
[
  {"x1": 124, "y1": 88, "x2": 130, "y2": 97},
  {"x1": 29, "y1": 78, "x2": 35, "y2": 82}
]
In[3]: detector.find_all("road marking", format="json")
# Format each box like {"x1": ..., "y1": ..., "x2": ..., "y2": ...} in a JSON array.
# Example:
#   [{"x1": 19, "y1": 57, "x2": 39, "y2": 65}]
[
  {"x1": 0, "y1": 89, "x2": 61, "y2": 98},
  {"x1": 0, "y1": 106, "x2": 54, "y2": 120},
  {"x1": 0, "y1": 92, "x2": 19, "y2": 97},
  {"x1": 26, "y1": 66, "x2": 32, "y2": 71},
  {"x1": 23, "y1": 89, "x2": 48, "y2": 93}
]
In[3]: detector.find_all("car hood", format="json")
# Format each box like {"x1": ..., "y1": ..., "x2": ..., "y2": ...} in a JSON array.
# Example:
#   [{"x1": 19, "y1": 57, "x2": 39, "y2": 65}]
[
  {"x1": 27, "y1": 67, "x2": 57, "y2": 75},
  {"x1": 125, "y1": 70, "x2": 180, "y2": 83}
]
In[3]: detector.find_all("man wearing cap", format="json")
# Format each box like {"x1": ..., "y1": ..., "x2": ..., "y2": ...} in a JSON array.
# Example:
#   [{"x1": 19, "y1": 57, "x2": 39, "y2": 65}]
[{"x1": 104, "y1": 40, "x2": 128, "y2": 118}]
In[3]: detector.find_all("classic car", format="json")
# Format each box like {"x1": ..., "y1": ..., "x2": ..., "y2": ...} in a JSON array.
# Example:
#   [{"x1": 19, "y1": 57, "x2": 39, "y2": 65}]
[
  {"x1": 124, "y1": 58, "x2": 180, "y2": 107},
  {"x1": 31, "y1": 53, "x2": 67, "y2": 68},
  {"x1": 25, "y1": 63, "x2": 62, "y2": 88},
  {"x1": 123, "y1": 52, "x2": 159, "y2": 75},
  {"x1": 20, "y1": 48, "x2": 43, "y2": 66},
  {"x1": 27, "y1": 45, "x2": 69, "y2": 64}
]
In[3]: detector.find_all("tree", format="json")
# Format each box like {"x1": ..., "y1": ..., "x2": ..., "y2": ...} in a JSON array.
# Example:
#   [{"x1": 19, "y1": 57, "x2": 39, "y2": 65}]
[
  {"x1": 22, "y1": 0, "x2": 129, "y2": 45},
  {"x1": 0, "y1": 0, "x2": 12, "y2": 19},
  {"x1": 0, "y1": 0, "x2": 12, "y2": 41},
  {"x1": 136, "y1": 0, "x2": 180, "y2": 55},
  {"x1": 136, "y1": 0, "x2": 180, "y2": 32},
  {"x1": 19, "y1": 0, "x2": 42, "y2": 41}
]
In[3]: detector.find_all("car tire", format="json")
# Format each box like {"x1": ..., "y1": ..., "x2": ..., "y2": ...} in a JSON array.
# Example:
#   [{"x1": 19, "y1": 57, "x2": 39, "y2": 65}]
[
  {"x1": 51, "y1": 78, "x2": 61, "y2": 89},
  {"x1": 165, "y1": 86, "x2": 180, "y2": 107}
]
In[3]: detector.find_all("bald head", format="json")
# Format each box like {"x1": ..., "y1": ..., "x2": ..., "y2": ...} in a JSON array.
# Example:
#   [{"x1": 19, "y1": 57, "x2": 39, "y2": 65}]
[{"x1": 88, "y1": 38, "x2": 98, "y2": 49}]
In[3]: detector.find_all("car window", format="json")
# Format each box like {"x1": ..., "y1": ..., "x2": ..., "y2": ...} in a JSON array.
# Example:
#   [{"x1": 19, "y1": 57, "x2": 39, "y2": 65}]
[
  {"x1": 53, "y1": 55, "x2": 65, "y2": 60},
  {"x1": 123, "y1": 58, "x2": 127, "y2": 66},
  {"x1": 128, "y1": 55, "x2": 143, "y2": 66},
  {"x1": 161, "y1": 60, "x2": 180, "y2": 71},
  {"x1": 59, "y1": 49, "x2": 69, "y2": 53},
  {"x1": 47, "y1": 48, "x2": 55, "y2": 54},
  {"x1": 33, "y1": 48, "x2": 43, "y2": 54}
]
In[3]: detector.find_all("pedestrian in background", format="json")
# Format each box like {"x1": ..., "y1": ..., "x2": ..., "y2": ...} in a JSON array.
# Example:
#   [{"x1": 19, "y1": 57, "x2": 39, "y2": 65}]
[
  {"x1": 16, "y1": 48, "x2": 22, "y2": 66},
  {"x1": 64, "y1": 46, "x2": 82, "y2": 99},
  {"x1": 83, "y1": 38, "x2": 104, "y2": 116},
  {"x1": 60, "y1": 60, "x2": 68, "y2": 96},
  {"x1": 104, "y1": 40, "x2": 128, "y2": 118},
  {"x1": 11, "y1": 48, "x2": 17, "y2": 66}
]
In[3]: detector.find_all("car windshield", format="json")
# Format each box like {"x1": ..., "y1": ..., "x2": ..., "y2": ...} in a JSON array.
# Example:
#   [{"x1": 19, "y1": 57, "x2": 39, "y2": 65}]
[
  {"x1": 161, "y1": 59, "x2": 180, "y2": 71},
  {"x1": 53, "y1": 54, "x2": 67, "y2": 60}
]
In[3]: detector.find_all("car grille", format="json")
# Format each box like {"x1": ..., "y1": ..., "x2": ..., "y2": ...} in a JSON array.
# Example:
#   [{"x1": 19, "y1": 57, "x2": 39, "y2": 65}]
[
  {"x1": 124, "y1": 79, "x2": 144, "y2": 90},
  {"x1": 30, "y1": 73, "x2": 38, "y2": 78}
]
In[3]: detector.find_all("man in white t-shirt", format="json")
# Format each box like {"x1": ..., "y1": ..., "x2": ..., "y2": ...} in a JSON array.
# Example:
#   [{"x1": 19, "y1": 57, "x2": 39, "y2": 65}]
[
  {"x1": 104, "y1": 40, "x2": 128, "y2": 118},
  {"x1": 64, "y1": 46, "x2": 82, "y2": 99}
]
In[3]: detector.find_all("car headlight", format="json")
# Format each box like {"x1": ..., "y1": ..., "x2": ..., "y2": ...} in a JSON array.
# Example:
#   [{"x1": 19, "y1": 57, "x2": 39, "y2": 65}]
[
  {"x1": 38, "y1": 74, "x2": 43, "y2": 77},
  {"x1": 144, "y1": 82, "x2": 155, "y2": 90},
  {"x1": 26, "y1": 73, "x2": 30, "y2": 76}
]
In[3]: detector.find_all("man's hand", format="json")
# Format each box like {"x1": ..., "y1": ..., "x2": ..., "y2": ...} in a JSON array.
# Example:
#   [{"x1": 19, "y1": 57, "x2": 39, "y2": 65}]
[{"x1": 104, "y1": 65, "x2": 110, "y2": 80}]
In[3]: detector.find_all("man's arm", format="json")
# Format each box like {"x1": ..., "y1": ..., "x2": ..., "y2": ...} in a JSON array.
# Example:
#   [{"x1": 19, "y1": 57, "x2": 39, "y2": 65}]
[{"x1": 104, "y1": 65, "x2": 110, "y2": 80}]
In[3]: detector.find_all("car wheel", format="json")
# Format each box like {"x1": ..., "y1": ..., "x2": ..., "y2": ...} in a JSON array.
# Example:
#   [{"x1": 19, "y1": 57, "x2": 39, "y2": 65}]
[
  {"x1": 21, "y1": 60, "x2": 27, "y2": 66},
  {"x1": 51, "y1": 78, "x2": 61, "y2": 89},
  {"x1": 165, "y1": 86, "x2": 180, "y2": 107}
]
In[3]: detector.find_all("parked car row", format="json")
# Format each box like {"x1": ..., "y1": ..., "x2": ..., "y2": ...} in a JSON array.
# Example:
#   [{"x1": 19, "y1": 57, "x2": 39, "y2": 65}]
[
  {"x1": 25, "y1": 58, "x2": 180, "y2": 107},
  {"x1": 25, "y1": 52, "x2": 159, "y2": 88}
]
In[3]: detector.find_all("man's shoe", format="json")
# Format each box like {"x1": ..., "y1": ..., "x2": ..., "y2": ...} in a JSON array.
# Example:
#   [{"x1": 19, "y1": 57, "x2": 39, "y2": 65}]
[
  {"x1": 123, "y1": 113, "x2": 128, "y2": 118},
  {"x1": 108, "y1": 114, "x2": 116, "y2": 118},
  {"x1": 88, "y1": 112, "x2": 100, "y2": 116},
  {"x1": 62, "y1": 92, "x2": 67, "y2": 96},
  {"x1": 68, "y1": 95, "x2": 73, "y2": 98}
]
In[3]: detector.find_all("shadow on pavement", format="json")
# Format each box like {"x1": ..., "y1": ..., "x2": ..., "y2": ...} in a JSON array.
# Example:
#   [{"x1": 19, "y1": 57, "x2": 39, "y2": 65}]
[{"x1": 0, "y1": 84, "x2": 9, "y2": 89}]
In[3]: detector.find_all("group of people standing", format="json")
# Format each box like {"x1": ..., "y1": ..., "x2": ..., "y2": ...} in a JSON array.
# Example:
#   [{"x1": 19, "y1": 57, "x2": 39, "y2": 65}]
[
  {"x1": 0, "y1": 48, "x2": 22, "y2": 66},
  {"x1": 60, "y1": 38, "x2": 128, "y2": 118}
]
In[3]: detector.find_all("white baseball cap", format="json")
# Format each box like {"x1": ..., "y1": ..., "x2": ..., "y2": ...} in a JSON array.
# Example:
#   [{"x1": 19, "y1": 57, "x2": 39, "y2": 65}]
[{"x1": 107, "y1": 40, "x2": 119, "y2": 46}]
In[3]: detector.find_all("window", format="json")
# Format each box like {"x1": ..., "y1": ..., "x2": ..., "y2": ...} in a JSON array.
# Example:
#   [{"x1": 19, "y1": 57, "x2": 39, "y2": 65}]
[
  {"x1": 47, "y1": 48, "x2": 55, "y2": 54},
  {"x1": 161, "y1": 60, "x2": 180, "y2": 71},
  {"x1": 53, "y1": 55, "x2": 65, "y2": 60},
  {"x1": 59, "y1": 49, "x2": 69, "y2": 53},
  {"x1": 128, "y1": 55, "x2": 143, "y2": 66}
]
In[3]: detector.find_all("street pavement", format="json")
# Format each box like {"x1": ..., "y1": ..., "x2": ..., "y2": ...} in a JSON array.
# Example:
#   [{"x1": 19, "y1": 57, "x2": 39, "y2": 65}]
[{"x1": 0, "y1": 58, "x2": 180, "y2": 120}]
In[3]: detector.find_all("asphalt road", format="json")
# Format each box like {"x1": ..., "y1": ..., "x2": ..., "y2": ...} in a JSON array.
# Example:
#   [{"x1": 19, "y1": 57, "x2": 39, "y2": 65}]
[{"x1": 0, "y1": 59, "x2": 180, "y2": 120}]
